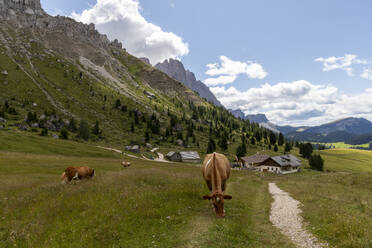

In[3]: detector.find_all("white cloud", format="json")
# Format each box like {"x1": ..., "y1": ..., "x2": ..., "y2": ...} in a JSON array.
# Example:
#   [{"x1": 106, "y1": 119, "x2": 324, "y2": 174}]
[
  {"x1": 211, "y1": 80, "x2": 372, "y2": 126},
  {"x1": 361, "y1": 68, "x2": 372, "y2": 80},
  {"x1": 315, "y1": 54, "x2": 367, "y2": 76},
  {"x1": 204, "y1": 75, "x2": 237, "y2": 86},
  {"x1": 71, "y1": 0, "x2": 189, "y2": 64},
  {"x1": 204, "y1": 56, "x2": 267, "y2": 86}
]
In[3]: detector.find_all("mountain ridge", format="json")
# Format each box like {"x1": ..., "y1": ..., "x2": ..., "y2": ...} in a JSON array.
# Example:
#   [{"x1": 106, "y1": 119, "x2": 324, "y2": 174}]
[{"x1": 155, "y1": 59, "x2": 223, "y2": 107}]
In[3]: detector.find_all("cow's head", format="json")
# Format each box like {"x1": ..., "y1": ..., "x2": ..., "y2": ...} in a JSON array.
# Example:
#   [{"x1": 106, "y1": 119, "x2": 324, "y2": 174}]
[
  {"x1": 203, "y1": 193, "x2": 232, "y2": 217},
  {"x1": 90, "y1": 168, "x2": 95, "y2": 177}
]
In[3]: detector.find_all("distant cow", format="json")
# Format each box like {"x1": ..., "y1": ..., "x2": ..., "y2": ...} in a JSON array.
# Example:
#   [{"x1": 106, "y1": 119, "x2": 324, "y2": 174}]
[
  {"x1": 202, "y1": 152, "x2": 232, "y2": 217},
  {"x1": 61, "y1": 166, "x2": 95, "y2": 184},
  {"x1": 121, "y1": 161, "x2": 131, "y2": 168}
]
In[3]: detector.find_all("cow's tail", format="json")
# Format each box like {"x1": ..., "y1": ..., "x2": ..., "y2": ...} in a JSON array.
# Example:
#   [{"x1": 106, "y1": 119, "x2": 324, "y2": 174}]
[{"x1": 213, "y1": 152, "x2": 216, "y2": 167}]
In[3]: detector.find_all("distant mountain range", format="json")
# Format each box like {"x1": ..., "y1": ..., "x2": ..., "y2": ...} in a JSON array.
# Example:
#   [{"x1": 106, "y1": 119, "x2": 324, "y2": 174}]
[
  {"x1": 155, "y1": 59, "x2": 223, "y2": 107},
  {"x1": 229, "y1": 109, "x2": 372, "y2": 144},
  {"x1": 285, "y1": 117, "x2": 372, "y2": 144}
]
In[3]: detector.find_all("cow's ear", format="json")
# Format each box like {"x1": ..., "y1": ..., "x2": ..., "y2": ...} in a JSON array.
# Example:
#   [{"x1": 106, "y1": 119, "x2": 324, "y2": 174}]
[
  {"x1": 203, "y1": 195, "x2": 212, "y2": 200},
  {"x1": 223, "y1": 195, "x2": 232, "y2": 200}
]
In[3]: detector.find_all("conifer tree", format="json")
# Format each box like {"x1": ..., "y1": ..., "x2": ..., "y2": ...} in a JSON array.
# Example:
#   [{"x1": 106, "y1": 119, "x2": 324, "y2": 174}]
[{"x1": 77, "y1": 120, "x2": 90, "y2": 140}]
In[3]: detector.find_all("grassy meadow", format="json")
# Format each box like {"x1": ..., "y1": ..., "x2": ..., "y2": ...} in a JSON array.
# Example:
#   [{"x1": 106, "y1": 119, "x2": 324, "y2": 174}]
[{"x1": 0, "y1": 130, "x2": 372, "y2": 247}]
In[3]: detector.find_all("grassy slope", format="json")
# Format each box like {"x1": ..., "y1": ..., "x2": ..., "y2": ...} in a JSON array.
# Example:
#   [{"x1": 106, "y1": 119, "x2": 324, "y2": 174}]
[
  {"x1": 0, "y1": 131, "x2": 294, "y2": 248},
  {"x1": 275, "y1": 149, "x2": 372, "y2": 248},
  {"x1": 319, "y1": 149, "x2": 372, "y2": 172},
  {"x1": 1, "y1": 131, "x2": 372, "y2": 247}
]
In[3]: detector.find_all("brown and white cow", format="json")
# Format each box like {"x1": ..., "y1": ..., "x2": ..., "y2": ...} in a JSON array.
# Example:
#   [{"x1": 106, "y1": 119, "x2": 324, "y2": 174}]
[
  {"x1": 202, "y1": 152, "x2": 232, "y2": 217},
  {"x1": 121, "y1": 161, "x2": 131, "y2": 168},
  {"x1": 61, "y1": 166, "x2": 95, "y2": 184}
]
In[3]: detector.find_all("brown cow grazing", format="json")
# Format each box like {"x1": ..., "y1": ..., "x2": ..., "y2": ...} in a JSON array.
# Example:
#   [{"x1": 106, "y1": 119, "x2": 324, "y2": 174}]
[
  {"x1": 61, "y1": 166, "x2": 95, "y2": 184},
  {"x1": 121, "y1": 161, "x2": 131, "y2": 168},
  {"x1": 202, "y1": 152, "x2": 232, "y2": 217}
]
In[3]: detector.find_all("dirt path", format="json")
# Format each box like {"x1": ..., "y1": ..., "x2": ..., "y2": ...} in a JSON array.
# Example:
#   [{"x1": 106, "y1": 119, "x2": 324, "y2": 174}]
[
  {"x1": 268, "y1": 183, "x2": 328, "y2": 248},
  {"x1": 154, "y1": 152, "x2": 169, "y2": 163},
  {"x1": 96, "y1": 146, "x2": 169, "y2": 162}
]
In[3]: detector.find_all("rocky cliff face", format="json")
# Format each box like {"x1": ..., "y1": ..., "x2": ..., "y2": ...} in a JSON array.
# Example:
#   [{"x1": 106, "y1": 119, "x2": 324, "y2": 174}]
[
  {"x1": 155, "y1": 59, "x2": 223, "y2": 107},
  {"x1": 228, "y1": 109, "x2": 245, "y2": 119},
  {"x1": 0, "y1": 0, "x2": 123, "y2": 53},
  {"x1": 0, "y1": 0, "x2": 44, "y2": 15}
]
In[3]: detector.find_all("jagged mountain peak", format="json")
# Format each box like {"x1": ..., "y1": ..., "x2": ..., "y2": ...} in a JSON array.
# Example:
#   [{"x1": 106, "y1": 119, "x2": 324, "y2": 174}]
[
  {"x1": 155, "y1": 59, "x2": 223, "y2": 107},
  {"x1": 0, "y1": 0, "x2": 44, "y2": 15}
]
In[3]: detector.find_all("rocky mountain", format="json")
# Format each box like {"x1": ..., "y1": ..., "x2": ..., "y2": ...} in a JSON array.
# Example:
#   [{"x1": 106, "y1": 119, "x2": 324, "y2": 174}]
[
  {"x1": 155, "y1": 59, "x2": 223, "y2": 107},
  {"x1": 0, "y1": 0, "x2": 273, "y2": 150},
  {"x1": 245, "y1": 114, "x2": 269, "y2": 124},
  {"x1": 229, "y1": 109, "x2": 269, "y2": 123},
  {"x1": 228, "y1": 109, "x2": 245, "y2": 119},
  {"x1": 228, "y1": 109, "x2": 280, "y2": 133}
]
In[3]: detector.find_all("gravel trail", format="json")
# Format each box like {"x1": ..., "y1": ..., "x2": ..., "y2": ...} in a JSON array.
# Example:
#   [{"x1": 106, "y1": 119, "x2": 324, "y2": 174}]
[{"x1": 268, "y1": 183, "x2": 328, "y2": 248}]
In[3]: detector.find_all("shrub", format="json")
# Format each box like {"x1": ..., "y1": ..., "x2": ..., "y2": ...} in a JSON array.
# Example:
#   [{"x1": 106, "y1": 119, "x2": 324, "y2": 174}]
[
  {"x1": 40, "y1": 128, "x2": 48, "y2": 136},
  {"x1": 60, "y1": 128, "x2": 69, "y2": 139},
  {"x1": 121, "y1": 105, "x2": 127, "y2": 112},
  {"x1": 236, "y1": 142, "x2": 247, "y2": 158},
  {"x1": 309, "y1": 154, "x2": 324, "y2": 171},
  {"x1": 114, "y1": 99, "x2": 121, "y2": 109},
  {"x1": 77, "y1": 120, "x2": 90, "y2": 140},
  {"x1": 300, "y1": 143, "x2": 313, "y2": 159},
  {"x1": 284, "y1": 142, "x2": 292, "y2": 153},
  {"x1": 68, "y1": 118, "x2": 77, "y2": 132},
  {"x1": 26, "y1": 112, "x2": 37, "y2": 123},
  {"x1": 274, "y1": 144, "x2": 278, "y2": 152},
  {"x1": 92, "y1": 121, "x2": 101, "y2": 136},
  {"x1": 207, "y1": 137, "x2": 216, "y2": 153},
  {"x1": 278, "y1": 133, "x2": 284, "y2": 146}
]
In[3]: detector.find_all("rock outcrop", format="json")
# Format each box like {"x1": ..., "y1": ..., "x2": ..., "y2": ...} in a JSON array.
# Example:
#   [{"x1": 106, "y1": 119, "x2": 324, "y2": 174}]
[
  {"x1": 229, "y1": 109, "x2": 269, "y2": 123},
  {"x1": 0, "y1": 0, "x2": 44, "y2": 15},
  {"x1": 0, "y1": 0, "x2": 124, "y2": 53},
  {"x1": 155, "y1": 59, "x2": 222, "y2": 107}
]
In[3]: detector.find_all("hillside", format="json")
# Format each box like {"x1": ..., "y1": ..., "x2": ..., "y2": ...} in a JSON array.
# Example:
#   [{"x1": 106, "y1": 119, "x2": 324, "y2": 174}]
[
  {"x1": 286, "y1": 117, "x2": 372, "y2": 143},
  {"x1": 0, "y1": 0, "x2": 280, "y2": 153},
  {"x1": 1, "y1": 129, "x2": 371, "y2": 247}
]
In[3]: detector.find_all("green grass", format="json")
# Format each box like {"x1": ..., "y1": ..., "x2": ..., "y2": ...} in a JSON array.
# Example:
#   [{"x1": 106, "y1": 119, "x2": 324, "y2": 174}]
[
  {"x1": 0, "y1": 130, "x2": 121, "y2": 158},
  {"x1": 277, "y1": 171, "x2": 372, "y2": 248},
  {"x1": 317, "y1": 142, "x2": 370, "y2": 149},
  {"x1": 1, "y1": 131, "x2": 372, "y2": 247},
  {"x1": 0, "y1": 132, "x2": 294, "y2": 248},
  {"x1": 319, "y1": 149, "x2": 372, "y2": 172}
]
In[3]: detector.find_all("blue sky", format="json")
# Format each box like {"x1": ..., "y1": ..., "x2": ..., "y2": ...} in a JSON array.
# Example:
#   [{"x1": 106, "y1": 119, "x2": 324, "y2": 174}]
[{"x1": 40, "y1": 0, "x2": 372, "y2": 126}]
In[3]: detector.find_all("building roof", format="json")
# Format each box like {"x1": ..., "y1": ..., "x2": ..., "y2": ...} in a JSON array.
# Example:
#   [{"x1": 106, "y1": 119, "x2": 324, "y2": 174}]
[
  {"x1": 166, "y1": 151, "x2": 176, "y2": 157},
  {"x1": 179, "y1": 151, "x2": 200, "y2": 160},
  {"x1": 270, "y1": 154, "x2": 301, "y2": 167},
  {"x1": 241, "y1": 154, "x2": 270, "y2": 164}
]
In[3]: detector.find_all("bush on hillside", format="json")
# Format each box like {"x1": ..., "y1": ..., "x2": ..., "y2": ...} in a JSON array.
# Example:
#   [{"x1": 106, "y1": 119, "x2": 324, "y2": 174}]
[
  {"x1": 284, "y1": 142, "x2": 292, "y2": 153},
  {"x1": 207, "y1": 137, "x2": 216, "y2": 153},
  {"x1": 68, "y1": 118, "x2": 77, "y2": 132},
  {"x1": 299, "y1": 142, "x2": 313, "y2": 159},
  {"x1": 77, "y1": 120, "x2": 90, "y2": 140},
  {"x1": 278, "y1": 133, "x2": 284, "y2": 146},
  {"x1": 236, "y1": 142, "x2": 247, "y2": 158},
  {"x1": 40, "y1": 128, "x2": 48, "y2": 136},
  {"x1": 309, "y1": 154, "x2": 324, "y2": 171},
  {"x1": 274, "y1": 144, "x2": 278, "y2": 152},
  {"x1": 60, "y1": 128, "x2": 69, "y2": 140}
]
